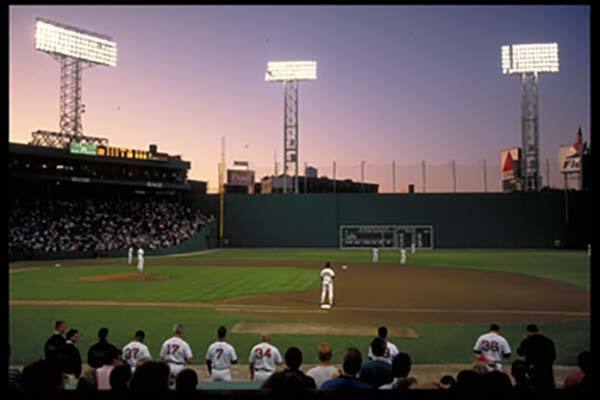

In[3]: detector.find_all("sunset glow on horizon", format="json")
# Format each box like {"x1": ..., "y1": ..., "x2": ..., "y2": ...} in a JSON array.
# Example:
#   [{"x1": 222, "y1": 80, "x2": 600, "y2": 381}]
[{"x1": 9, "y1": 5, "x2": 590, "y2": 192}]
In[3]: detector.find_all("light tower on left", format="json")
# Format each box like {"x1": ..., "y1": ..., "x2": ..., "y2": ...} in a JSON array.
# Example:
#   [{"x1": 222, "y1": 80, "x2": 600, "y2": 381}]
[{"x1": 33, "y1": 18, "x2": 117, "y2": 148}]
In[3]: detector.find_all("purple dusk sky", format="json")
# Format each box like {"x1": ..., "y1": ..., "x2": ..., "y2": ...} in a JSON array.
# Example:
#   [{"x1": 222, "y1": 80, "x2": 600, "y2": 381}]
[{"x1": 9, "y1": 5, "x2": 590, "y2": 192}]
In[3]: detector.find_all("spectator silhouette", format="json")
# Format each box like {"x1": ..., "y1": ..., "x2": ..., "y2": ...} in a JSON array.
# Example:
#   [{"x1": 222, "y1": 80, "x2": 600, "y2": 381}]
[
  {"x1": 8, "y1": 345, "x2": 23, "y2": 393},
  {"x1": 511, "y1": 360, "x2": 532, "y2": 393},
  {"x1": 21, "y1": 359, "x2": 65, "y2": 395},
  {"x1": 359, "y1": 337, "x2": 393, "y2": 388},
  {"x1": 380, "y1": 352, "x2": 417, "y2": 390},
  {"x1": 60, "y1": 328, "x2": 82, "y2": 378},
  {"x1": 175, "y1": 368, "x2": 199, "y2": 394},
  {"x1": 321, "y1": 347, "x2": 373, "y2": 390},
  {"x1": 130, "y1": 361, "x2": 171, "y2": 394},
  {"x1": 110, "y1": 364, "x2": 132, "y2": 395},
  {"x1": 261, "y1": 346, "x2": 316, "y2": 391},
  {"x1": 563, "y1": 350, "x2": 591, "y2": 389}
]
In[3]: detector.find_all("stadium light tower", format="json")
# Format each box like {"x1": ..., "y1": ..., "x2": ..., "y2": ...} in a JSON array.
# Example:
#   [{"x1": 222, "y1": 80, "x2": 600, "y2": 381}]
[
  {"x1": 266, "y1": 61, "x2": 317, "y2": 194},
  {"x1": 501, "y1": 43, "x2": 559, "y2": 191},
  {"x1": 34, "y1": 18, "x2": 117, "y2": 146}
]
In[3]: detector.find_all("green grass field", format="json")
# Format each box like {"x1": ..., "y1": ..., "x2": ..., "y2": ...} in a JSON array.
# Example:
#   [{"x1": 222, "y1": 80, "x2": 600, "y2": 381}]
[{"x1": 9, "y1": 249, "x2": 590, "y2": 366}]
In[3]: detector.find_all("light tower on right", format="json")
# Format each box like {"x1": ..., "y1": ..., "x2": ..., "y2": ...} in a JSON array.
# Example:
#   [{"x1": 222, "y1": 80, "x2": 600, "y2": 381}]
[{"x1": 501, "y1": 43, "x2": 559, "y2": 192}]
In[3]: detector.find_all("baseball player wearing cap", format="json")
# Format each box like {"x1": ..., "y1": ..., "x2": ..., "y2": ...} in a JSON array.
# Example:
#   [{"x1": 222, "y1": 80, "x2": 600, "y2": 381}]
[
  {"x1": 137, "y1": 247, "x2": 144, "y2": 273},
  {"x1": 248, "y1": 332, "x2": 283, "y2": 383},
  {"x1": 206, "y1": 326, "x2": 238, "y2": 381},
  {"x1": 160, "y1": 324, "x2": 193, "y2": 379},
  {"x1": 473, "y1": 323, "x2": 512, "y2": 372},
  {"x1": 320, "y1": 262, "x2": 335, "y2": 306},
  {"x1": 128, "y1": 246, "x2": 133, "y2": 265},
  {"x1": 122, "y1": 330, "x2": 152, "y2": 372}
]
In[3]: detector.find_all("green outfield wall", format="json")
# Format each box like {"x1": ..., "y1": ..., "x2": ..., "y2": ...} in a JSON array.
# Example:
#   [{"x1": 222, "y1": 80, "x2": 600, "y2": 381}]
[{"x1": 191, "y1": 191, "x2": 590, "y2": 249}]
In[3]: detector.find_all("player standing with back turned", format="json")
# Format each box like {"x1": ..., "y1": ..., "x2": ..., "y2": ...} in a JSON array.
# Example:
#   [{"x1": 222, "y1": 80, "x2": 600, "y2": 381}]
[{"x1": 320, "y1": 262, "x2": 335, "y2": 307}]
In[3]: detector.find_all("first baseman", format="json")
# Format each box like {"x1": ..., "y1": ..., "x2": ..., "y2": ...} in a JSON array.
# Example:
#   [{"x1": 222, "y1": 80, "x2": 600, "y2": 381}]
[{"x1": 320, "y1": 262, "x2": 335, "y2": 306}]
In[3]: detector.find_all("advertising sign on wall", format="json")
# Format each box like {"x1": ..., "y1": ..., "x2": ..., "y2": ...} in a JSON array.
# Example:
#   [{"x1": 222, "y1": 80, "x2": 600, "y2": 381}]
[{"x1": 227, "y1": 169, "x2": 255, "y2": 186}]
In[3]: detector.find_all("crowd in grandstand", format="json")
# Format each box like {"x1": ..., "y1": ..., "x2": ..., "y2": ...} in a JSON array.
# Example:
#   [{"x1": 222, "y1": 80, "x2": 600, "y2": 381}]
[
  {"x1": 7, "y1": 321, "x2": 592, "y2": 397},
  {"x1": 8, "y1": 198, "x2": 214, "y2": 258}
]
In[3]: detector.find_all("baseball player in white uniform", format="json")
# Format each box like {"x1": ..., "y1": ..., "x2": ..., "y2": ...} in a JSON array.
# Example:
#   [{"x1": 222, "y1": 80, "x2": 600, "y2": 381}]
[
  {"x1": 411, "y1": 242, "x2": 416, "y2": 254},
  {"x1": 248, "y1": 332, "x2": 283, "y2": 383},
  {"x1": 473, "y1": 323, "x2": 512, "y2": 372},
  {"x1": 128, "y1": 246, "x2": 134, "y2": 265},
  {"x1": 320, "y1": 262, "x2": 335, "y2": 306},
  {"x1": 367, "y1": 326, "x2": 399, "y2": 364},
  {"x1": 122, "y1": 330, "x2": 152, "y2": 372},
  {"x1": 400, "y1": 248, "x2": 407, "y2": 264},
  {"x1": 206, "y1": 326, "x2": 238, "y2": 381},
  {"x1": 137, "y1": 247, "x2": 144, "y2": 273},
  {"x1": 160, "y1": 324, "x2": 194, "y2": 379},
  {"x1": 372, "y1": 247, "x2": 379, "y2": 263}
]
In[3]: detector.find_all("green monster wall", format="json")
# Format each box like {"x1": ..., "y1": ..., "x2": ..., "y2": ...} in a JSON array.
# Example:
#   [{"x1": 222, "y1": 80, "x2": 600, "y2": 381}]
[{"x1": 192, "y1": 191, "x2": 590, "y2": 249}]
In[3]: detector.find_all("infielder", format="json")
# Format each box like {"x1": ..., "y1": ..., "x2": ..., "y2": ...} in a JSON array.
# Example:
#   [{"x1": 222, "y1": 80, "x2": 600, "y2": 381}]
[
  {"x1": 248, "y1": 332, "x2": 283, "y2": 383},
  {"x1": 372, "y1": 247, "x2": 379, "y2": 263},
  {"x1": 320, "y1": 262, "x2": 335, "y2": 306},
  {"x1": 400, "y1": 248, "x2": 406, "y2": 264},
  {"x1": 473, "y1": 323, "x2": 512, "y2": 372},
  {"x1": 122, "y1": 330, "x2": 151, "y2": 372},
  {"x1": 137, "y1": 247, "x2": 144, "y2": 273},
  {"x1": 411, "y1": 242, "x2": 416, "y2": 254},
  {"x1": 128, "y1": 246, "x2": 133, "y2": 265},
  {"x1": 206, "y1": 326, "x2": 238, "y2": 381},
  {"x1": 160, "y1": 324, "x2": 193, "y2": 379}
]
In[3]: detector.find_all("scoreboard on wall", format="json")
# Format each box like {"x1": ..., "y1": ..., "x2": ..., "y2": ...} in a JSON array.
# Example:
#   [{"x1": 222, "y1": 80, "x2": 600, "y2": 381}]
[{"x1": 340, "y1": 225, "x2": 434, "y2": 249}]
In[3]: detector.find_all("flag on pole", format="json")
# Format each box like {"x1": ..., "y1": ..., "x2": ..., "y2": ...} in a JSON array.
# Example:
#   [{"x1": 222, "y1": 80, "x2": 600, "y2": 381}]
[{"x1": 573, "y1": 126, "x2": 583, "y2": 154}]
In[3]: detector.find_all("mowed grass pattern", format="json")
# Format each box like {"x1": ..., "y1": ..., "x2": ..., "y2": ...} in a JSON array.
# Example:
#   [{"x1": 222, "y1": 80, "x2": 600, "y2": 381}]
[
  {"x1": 9, "y1": 265, "x2": 319, "y2": 302},
  {"x1": 173, "y1": 249, "x2": 589, "y2": 288}
]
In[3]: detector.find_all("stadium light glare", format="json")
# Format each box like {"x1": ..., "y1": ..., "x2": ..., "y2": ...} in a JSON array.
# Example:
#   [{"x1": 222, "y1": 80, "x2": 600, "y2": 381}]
[
  {"x1": 265, "y1": 61, "x2": 317, "y2": 82},
  {"x1": 35, "y1": 19, "x2": 117, "y2": 67},
  {"x1": 501, "y1": 43, "x2": 558, "y2": 75}
]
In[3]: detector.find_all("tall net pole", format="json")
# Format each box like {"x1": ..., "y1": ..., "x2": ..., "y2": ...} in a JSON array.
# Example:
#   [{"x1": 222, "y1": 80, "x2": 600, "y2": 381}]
[
  {"x1": 57, "y1": 56, "x2": 84, "y2": 136},
  {"x1": 219, "y1": 137, "x2": 225, "y2": 247},
  {"x1": 520, "y1": 72, "x2": 541, "y2": 191}
]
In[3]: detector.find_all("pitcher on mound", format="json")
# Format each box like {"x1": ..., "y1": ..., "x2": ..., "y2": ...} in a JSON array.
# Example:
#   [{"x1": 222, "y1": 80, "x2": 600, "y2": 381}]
[{"x1": 320, "y1": 262, "x2": 335, "y2": 307}]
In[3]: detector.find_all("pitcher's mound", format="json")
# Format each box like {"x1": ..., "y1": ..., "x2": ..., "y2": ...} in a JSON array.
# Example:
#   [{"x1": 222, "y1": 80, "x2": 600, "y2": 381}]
[
  {"x1": 232, "y1": 322, "x2": 418, "y2": 338},
  {"x1": 80, "y1": 272, "x2": 170, "y2": 282}
]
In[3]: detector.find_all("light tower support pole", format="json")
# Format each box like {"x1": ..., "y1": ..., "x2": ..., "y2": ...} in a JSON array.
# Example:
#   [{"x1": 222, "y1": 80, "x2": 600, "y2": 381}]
[
  {"x1": 283, "y1": 80, "x2": 300, "y2": 194},
  {"x1": 520, "y1": 72, "x2": 541, "y2": 191}
]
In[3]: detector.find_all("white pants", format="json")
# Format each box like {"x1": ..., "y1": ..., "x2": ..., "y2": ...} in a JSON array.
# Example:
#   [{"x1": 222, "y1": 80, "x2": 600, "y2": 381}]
[
  {"x1": 321, "y1": 283, "x2": 333, "y2": 304},
  {"x1": 168, "y1": 363, "x2": 185, "y2": 378},
  {"x1": 253, "y1": 371, "x2": 274, "y2": 383},
  {"x1": 128, "y1": 254, "x2": 132, "y2": 265},
  {"x1": 372, "y1": 251, "x2": 379, "y2": 263},
  {"x1": 137, "y1": 258, "x2": 144, "y2": 273},
  {"x1": 211, "y1": 369, "x2": 232, "y2": 381},
  {"x1": 400, "y1": 254, "x2": 406, "y2": 264}
]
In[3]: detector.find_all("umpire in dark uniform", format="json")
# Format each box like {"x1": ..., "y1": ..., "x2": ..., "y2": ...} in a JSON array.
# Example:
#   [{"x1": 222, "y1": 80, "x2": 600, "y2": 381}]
[
  {"x1": 44, "y1": 320, "x2": 67, "y2": 362},
  {"x1": 517, "y1": 324, "x2": 556, "y2": 390}
]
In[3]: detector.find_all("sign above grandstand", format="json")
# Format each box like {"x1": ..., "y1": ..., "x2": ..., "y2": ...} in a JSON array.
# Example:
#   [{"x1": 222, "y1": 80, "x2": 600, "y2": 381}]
[
  {"x1": 558, "y1": 145, "x2": 581, "y2": 173},
  {"x1": 500, "y1": 147, "x2": 521, "y2": 181},
  {"x1": 69, "y1": 142, "x2": 98, "y2": 156},
  {"x1": 96, "y1": 146, "x2": 168, "y2": 161},
  {"x1": 227, "y1": 169, "x2": 255, "y2": 186}
]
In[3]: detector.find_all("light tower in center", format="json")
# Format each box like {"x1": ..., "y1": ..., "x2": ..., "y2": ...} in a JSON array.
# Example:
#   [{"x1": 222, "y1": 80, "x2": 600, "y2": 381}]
[
  {"x1": 266, "y1": 61, "x2": 317, "y2": 194},
  {"x1": 501, "y1": 43, "x2": 559, "y2": 191}
]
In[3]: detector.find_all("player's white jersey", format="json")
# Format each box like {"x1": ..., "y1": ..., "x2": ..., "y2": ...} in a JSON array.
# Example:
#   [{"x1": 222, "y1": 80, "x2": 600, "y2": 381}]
[
  {"x1": 368, "y1": 341, "x2": 399, "y2": 364},
  {"x1": 137, "y1": 248, "x2": 144, "y2": 258},
  {"x1": 320, "y1": 268, "x2": 335, "y2": 286},
  {"x1": 206, "y1": 341, "x2": 238, "y2": 370},
  {"x1": 160, "y1": 337, "x2": 193, "y2": 365},
  {"x1": 473, "y1": 332, "x2": 511, "y2": 368},
  {"x1": 122, "y1": 341, "x2": 151, "y2": 369},
  {"x1": 248, "y1": 342, "x2": 283, "y2": 372}
]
